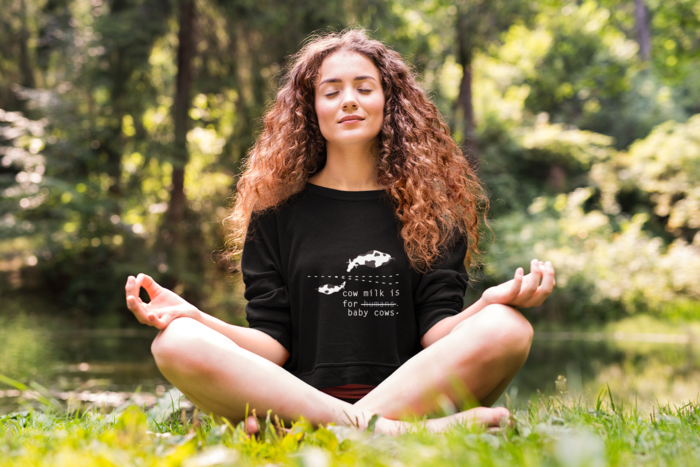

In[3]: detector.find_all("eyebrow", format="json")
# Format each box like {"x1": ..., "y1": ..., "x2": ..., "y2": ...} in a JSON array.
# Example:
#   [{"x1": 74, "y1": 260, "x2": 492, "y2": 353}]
[{"x1": 318, "y1": 75, "x2": 377, "y2": 86}]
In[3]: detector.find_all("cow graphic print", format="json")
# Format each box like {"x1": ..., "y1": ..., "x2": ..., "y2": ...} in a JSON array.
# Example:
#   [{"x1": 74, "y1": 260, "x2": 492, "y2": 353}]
[
  {"x1": 316, "y1": 281, "x2": 346, "y2": 295},
  {"x1": 347, "y1": 250, "x2": 393, "y2": 272},
  {"x1": 315, "y1": 250, "x2": 395, "y2": 294},
  {"x1": 312, "y1": 250, "x2": 400, "y2": 318}
]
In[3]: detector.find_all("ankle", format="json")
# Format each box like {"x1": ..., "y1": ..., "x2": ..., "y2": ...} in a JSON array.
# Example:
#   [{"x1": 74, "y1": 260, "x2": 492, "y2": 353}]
[{"x1": 373, "y1": 416, "x2": 401, "y2": 436}]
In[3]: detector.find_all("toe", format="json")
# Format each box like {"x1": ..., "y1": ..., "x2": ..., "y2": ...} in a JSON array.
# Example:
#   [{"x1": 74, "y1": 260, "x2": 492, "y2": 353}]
[
  {"x1": 246, "y1": 415, "x2": 259, "y2": 434},
  {"x1": 475, "y1": 407, "x2": 510, "y2": 427}
]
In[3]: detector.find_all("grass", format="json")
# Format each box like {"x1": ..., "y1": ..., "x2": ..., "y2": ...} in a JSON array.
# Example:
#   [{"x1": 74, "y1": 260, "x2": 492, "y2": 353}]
[{"x1": 2, "y1": 379, "x2": 700, "y2": 466}]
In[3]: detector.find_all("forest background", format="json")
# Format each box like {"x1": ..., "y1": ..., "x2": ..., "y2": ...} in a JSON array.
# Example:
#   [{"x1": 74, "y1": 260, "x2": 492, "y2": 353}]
[{"x1": 1, "y1": 0, "x2": 698, "y2": 339}]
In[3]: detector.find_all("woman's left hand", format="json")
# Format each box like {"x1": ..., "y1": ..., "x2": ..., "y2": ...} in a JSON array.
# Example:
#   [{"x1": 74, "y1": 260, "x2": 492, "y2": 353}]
[{"x1": 481, "y1": 259, "x2": 556, "y2": 309}]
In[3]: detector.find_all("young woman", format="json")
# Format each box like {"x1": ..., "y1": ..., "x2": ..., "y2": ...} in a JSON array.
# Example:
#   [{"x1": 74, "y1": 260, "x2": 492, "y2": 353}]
[{"x1": 125, "y1": 29, "x2": 556, "y2": 436}]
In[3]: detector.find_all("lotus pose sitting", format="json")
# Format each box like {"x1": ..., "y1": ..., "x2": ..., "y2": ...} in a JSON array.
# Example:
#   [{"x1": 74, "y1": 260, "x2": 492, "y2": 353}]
[{"x1": 125, "y1": 28, "x2": 556, "y2": 437}]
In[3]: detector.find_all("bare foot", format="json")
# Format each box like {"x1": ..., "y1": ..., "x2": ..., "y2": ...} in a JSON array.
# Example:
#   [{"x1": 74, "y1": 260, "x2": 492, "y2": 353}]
[
  {"x1": 373, "y1": 406, "x2": 510, "y2": 436},
  {"x1": 425, "y1": 407, "x2": 510, "y2": 433}
]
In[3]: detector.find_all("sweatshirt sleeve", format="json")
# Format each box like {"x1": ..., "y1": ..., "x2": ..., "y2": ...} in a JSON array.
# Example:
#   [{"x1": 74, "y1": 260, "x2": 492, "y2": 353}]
[
  {"x1": 241, "y1": 210, "x2": 292, "y2": 354},
  {"x1": 414, "y1": 235, "x2": 469, "y2": 338}
]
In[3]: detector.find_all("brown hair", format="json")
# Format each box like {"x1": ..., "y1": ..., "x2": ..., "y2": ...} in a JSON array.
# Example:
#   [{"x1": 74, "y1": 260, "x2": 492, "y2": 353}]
[{"x1": 223, "y1": 28, "x2": 489, "y2": 273}]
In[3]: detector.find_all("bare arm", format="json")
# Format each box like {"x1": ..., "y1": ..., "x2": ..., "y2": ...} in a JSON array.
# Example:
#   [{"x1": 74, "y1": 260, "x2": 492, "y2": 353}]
[
  {"x1": 421, "y1": 259, "x2": 556, "y2": 348},
  {"x1": 420, "y1": 297, "x2": 489, "y2": 348},
  {"x1": 194, "y1": 311, "x2": 289, "y2": 366},
  {"x1": 125, "y1": 274, "x2": 289, "y2": 366}
]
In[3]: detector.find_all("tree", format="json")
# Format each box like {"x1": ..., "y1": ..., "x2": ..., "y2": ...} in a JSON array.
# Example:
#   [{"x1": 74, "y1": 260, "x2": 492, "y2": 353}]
[
  {"x1": 634, "y1": 0, "x2": 651, "y2": 61},
  {"x1": 454, "y1": 0, "x2": 538, "y2": 159},
  {"x1": 162, "y1": 0, "x2": 195, "y2": 289}
]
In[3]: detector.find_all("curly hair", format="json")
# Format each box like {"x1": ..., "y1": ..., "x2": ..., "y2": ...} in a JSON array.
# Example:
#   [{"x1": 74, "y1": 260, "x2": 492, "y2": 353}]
[{"x1": 223, "y1": 28, "x2": 489, "y2": 274}]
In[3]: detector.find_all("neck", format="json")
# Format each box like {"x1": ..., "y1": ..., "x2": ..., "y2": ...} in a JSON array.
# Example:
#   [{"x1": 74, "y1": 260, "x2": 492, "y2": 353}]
[{"x1": 309, "y1": 140, "x2": 381, "y2": 191}]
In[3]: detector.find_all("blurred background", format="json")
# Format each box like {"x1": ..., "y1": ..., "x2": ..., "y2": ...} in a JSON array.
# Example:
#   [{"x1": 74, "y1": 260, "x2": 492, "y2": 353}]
[{"x1": 1, "y1": 0, "x2": 699, "y2": 412}]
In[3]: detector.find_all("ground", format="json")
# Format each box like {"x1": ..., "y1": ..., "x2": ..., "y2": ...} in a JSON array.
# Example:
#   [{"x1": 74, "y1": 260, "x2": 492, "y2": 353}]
[{"x1": 2, "y1": 385, "x2": 700, "y2": 466}]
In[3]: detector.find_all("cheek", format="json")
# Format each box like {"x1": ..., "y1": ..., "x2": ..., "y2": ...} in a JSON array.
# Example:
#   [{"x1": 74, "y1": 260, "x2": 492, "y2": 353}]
[
  {"x1": 368, "y1": 95, "x2": 385, "y2": 128},
  {"x1": 314, "y1": 101, "x2": 335, "y2": 135}
]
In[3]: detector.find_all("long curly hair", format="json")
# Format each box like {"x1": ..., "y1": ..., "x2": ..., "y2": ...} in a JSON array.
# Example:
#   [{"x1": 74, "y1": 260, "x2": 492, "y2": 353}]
[{"x1": 223, "y1": 28, "x2": 489, "y2": 274}]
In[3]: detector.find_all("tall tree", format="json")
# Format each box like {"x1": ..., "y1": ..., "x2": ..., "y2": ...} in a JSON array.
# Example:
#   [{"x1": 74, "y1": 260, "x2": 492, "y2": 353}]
[
  {"x1": 634, "y1": 0, "x2": 651, "y2": 61},
  {"x1": 163, "y1": 0, "x2": 195, "y2": 286},
  {"x1": 455, "y1": 9, "x2": 477, "y2": 158},
  {"x1": 18, "y1": 0, "x2": 35, "y2": 89},
  {"x1": 454, "y1": 0, "x2": 538, "y2": 159}
]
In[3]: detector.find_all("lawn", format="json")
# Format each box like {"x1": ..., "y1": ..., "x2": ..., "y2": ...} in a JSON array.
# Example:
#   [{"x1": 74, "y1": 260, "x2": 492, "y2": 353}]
[{"x1": 2, "y1": 378, "x2": 700, "y2": 467}]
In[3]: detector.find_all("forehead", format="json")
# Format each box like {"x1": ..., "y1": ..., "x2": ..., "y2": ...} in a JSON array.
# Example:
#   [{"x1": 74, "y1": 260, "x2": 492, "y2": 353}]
[{"x1": 316, "y1": 51, "x2": 380, "y2": 84}]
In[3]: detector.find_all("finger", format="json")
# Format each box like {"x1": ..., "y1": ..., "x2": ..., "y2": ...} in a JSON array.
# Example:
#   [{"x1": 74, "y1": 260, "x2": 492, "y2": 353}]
[
  {"x1": 127, "y1": 295, "x2": 150, "y2": 324},
  {"x1": 510, "y1": 267, "x2": 524, "y2": 298},
  {"x1": 128, "y1": 295, "x2": 157, "y2": 327},
  {"x1": 529, "y1": 261, "x2": 555, "y2": 307},
  {"x1": 150, "y1": 313, "x2": 169, "y2": 330},
  {"x1": 125, "y1": 275, "x2": 138, "y2": 301},
  {"x1": 539, "y1": 261, "x2": 555, "y2": 293},
  {"x1": 135, "y1": 273, "x2": 145, "y2": 298},
  {"x1": 139, "y1": 273, "x2": 163, "y2": 300},
  {"x1": 520, "y1": 259, "x2": 541, "y2": 299}
]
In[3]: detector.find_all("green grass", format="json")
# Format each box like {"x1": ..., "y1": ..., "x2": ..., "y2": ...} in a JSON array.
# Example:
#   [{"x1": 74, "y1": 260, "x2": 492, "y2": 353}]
[{"x1": 2, "y1": 382, "x2": 700, "y2": 466}]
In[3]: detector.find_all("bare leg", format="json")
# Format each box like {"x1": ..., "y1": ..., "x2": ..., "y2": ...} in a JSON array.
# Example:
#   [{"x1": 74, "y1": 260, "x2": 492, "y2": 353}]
[
  {"x1": 151, "y1": 317, "x2": 509, "y2": 436},
  {"x1": 354, "y1": 304, "x2": 533, "y2": 419}
]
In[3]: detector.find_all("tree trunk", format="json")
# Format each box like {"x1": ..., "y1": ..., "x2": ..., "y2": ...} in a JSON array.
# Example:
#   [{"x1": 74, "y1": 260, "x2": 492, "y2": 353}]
[
  {"x1": 169, "y1": 0, "x2": 194, "y2": 225},
  {"x1": 634, "y1": 0, "x2": 651, "y2": 62},
  {"x1": 456, "y1": 9, "x2": 479, "y2": 162},
  {"x1": 19, "y1": 0, "x2": 35, "y2": 89},
  {"x1": 164, "y1": 0, "x2": 195, "y2": 284}
]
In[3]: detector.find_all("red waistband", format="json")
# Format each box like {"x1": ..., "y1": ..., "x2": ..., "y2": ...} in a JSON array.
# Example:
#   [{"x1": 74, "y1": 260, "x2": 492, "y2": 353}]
[{"x1": 320, "y1": 383, "x2": 376, "y2": 400}]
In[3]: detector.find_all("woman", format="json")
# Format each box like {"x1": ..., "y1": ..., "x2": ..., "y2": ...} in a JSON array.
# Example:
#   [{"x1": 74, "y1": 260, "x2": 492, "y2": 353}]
[{"x1": 125, "y1": 29, "x2": 555, "y2": 436}]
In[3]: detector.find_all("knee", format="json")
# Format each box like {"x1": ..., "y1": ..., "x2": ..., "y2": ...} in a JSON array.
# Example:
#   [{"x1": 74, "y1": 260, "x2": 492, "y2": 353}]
[
  {"x1": 474, "y1": 304, "x2": 534, "y2": 358},
  {"x1": 151, "y1": 317, "x2": 207, "y2": 375}
]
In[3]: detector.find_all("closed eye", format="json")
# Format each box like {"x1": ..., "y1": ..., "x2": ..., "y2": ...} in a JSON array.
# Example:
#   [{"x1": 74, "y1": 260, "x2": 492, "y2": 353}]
[{"x1": 324, "y1": 89, "x2": 372, "y2": 97}]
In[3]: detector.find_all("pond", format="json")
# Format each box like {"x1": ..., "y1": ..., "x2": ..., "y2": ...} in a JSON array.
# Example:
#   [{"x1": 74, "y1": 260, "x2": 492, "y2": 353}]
[
  {"x1": 503, "y1": 331, "x2": 700, "y2": 412},
  {"x1": 2, "y1": 329, "x2": 699, "y2": 414}
]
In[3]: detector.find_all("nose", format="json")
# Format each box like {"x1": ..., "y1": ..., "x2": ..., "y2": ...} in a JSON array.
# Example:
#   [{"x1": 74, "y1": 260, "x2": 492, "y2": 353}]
[{"x1": 340, "y1": 89, "x2": 359, "y2": 111}]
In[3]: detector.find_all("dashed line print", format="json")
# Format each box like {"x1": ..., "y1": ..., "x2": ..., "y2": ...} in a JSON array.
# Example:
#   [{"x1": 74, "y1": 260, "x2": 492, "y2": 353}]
[
  {"x1": 308, "y1": 275, "x2": 399, "y2": 285},
  {"x1": 308, "y1": 274, "x2": 399, "y2": 278}
]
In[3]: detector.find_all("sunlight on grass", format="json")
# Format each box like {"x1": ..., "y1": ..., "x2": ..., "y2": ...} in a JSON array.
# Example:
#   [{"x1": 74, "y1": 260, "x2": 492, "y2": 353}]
[{"x1": 2, "y1": 378, "x2": 700, "y2": 466}]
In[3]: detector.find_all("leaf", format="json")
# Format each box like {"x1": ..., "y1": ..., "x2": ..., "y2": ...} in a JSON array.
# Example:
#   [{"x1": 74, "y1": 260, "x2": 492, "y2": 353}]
[
  {"x1": 147, "y1": 387, "x2": 185, "y2": 424},
  {"x1": 367, "y1": 413, "x2": 382, "y2": 434},
  {"x1": 0, "y1": 373, "x2": 29, "y2": 391},
  {"x1": 263, "y1": 409, "x2": 280, "y2": 443},
  {"x1": 607, "y1": 383, "x2": 616, "y2": 412}
]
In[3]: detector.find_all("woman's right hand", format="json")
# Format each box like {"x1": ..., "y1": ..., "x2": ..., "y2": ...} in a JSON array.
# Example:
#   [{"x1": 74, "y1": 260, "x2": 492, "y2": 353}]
[{"x1": 125, "y1": 273, "x2": 200, "y2": 330}]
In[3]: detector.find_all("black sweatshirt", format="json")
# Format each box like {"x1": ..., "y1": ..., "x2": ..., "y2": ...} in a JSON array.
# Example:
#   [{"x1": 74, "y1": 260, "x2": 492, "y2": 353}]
[{"x1": 241, "y1": 182, "x2": 469, "y2": 389}]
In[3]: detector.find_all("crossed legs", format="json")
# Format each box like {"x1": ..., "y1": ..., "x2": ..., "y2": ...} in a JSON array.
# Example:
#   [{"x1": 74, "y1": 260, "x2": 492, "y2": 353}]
[{"x1": 151, "y1": 304, "x2": 532, "y2": 436}]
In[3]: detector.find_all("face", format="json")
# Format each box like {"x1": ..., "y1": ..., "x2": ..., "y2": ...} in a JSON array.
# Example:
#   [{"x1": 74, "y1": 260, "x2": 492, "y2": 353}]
[{"x1": 314, "y1": 51, "x2": 385, "y2": 149}]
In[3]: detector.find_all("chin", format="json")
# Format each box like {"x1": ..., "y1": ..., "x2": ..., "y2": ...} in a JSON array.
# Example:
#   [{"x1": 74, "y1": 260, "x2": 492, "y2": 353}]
[{"x1": 328, "y1": 133, "x2": 380, "y2": 147}]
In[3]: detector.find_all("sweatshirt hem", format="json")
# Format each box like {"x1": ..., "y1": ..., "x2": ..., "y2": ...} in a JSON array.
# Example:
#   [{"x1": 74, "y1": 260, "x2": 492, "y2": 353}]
[{"x1": 296, "y1": 363, "x2": 401, "y2": 389}]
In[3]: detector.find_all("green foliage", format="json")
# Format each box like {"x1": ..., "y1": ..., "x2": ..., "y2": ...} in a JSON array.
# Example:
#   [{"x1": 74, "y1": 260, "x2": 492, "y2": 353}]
[
  {"x1": 0, "y1": 312, "x2": 53, "y2": 381},
  {"x1": 620, "y1": 115, "x2": 700, "y2": 237},
  {"x1": 4, "y1": 388, "x2": 700, "y2": 465},
  {"x1": 1, "y1": 0, "x2": 699, "y2": 325}
]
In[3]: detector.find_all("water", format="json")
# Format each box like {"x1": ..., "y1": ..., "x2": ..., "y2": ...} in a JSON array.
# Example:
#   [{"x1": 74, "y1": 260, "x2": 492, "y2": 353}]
[
  {"x1": 2, "y1": 330, "x2": 699, "y2": 413},
  {"x1": 504, "y1": 333, "x2": 700, "y2": 411},
  {"x1": 50, "y1": 329, "x2": 164, "y2": 392}
]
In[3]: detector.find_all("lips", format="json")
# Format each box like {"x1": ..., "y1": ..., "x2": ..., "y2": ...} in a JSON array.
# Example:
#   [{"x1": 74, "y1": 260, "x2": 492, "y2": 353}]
[{"x1": 338, "y1": 115, "x2": 364, "y2": 123}]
